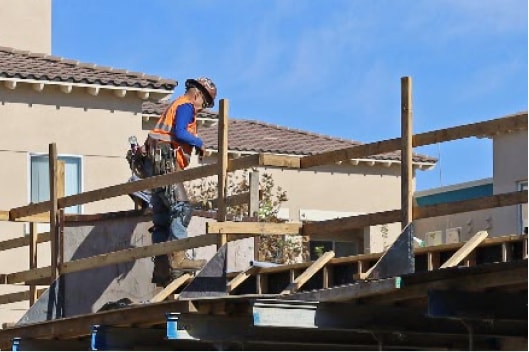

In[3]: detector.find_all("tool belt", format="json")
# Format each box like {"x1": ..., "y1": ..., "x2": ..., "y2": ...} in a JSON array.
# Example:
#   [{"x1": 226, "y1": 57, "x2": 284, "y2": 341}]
[{"x1": 145, "y1": 136, "x2": 189, "y2": 205}]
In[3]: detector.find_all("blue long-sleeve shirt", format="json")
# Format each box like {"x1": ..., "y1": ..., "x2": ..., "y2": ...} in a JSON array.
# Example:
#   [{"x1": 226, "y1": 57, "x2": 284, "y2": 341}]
[{"x1": 172, "y1": 103, "x2": 203, "y2": 148}]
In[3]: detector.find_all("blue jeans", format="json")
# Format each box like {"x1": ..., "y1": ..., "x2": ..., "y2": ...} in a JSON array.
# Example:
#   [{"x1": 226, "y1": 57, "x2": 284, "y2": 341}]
[{"x1": 151, "y1": 190, "x2": 192, "y2": 244}]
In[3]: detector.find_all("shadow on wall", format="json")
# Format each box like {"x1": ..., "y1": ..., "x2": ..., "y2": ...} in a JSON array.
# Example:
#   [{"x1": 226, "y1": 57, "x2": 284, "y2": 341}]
[{"x1": 63, "y1": 214, "x2": 155, "y2": 317}]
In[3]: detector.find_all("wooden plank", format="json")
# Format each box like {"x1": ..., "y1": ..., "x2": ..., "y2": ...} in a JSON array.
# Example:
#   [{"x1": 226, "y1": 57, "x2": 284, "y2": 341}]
[
  {"x1": 249, "y1": 171, "x2": 260, "y2": 260},
  {"x1": 260, "y1": 154, "x2": 301, "y2": 169},
  {"x1": 401, "y1": 76, "x2": 413, "y2": 228},
  {"x1": 427, "y1": 252, "x2": 440, "y2": 271},
  {"x1": 440, "y1": 231, "x2": 488, "y2": 269},
  {"x1": 284, "y1": 277, "x2": 402, "y2": 302},
  {"x1": 6, "y1": 235, "x2": 217, "y2": 284},
  {"x1": 415, "y1": 190, "x2": 527, "y2": 219},
  {"x1": 149, "y1": 273, "x2": 192, "y2": 303},
  {"x1": 227, "y1": 266, "x2": 257, "y2": 292},
  {"x1": 414, "y1": 111, "x2": 527, "y2": 146},
  {"x1": 280, "y1": 251, "x2": 335, "y2": 294},
  {"x1": 207, "y1": 222, "x2": 302, "y2": 235},
  {"x1": 304, "y1": 191, "x2": 526, "y2": 238},
  {"x1": 211, "y1": 192, "x2": 250, "y2": 209},
  {"x1": 0, "y1": 231, "x2": 50, "y2": 251},
  {"x1": 217, "y1": 99, "x2": 229, "y2": 249},
  {"x1": 0, "y1": 211, "x2": 9, "y2": 221},
  {"x1": 300, "y1": 112, "x2": 527, "y2": 169},
  {"x1": 49, "y1": 143, "x2": 59, "y2": 282},
  {"x1": 0, "y1": 289, "x2": 46, "y2": 305},
  {"x1": 29, "y1": 222, "x2": 38, "y2": 306},
  {"x1": 303, "y1": 210, "x2": 400, "y2": 237},
  {"x1": 9, "y1": 163, "x2": 218, "y2": 219},
  {"x1": 501, "y1": 242, "x2": 512, "y2": 262}
]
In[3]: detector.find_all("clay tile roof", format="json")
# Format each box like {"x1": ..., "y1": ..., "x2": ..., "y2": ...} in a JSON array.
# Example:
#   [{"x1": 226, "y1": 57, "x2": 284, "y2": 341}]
[
  {"x1": 142, "y1": 101, "x2": 437, "y2": 163},
  {"x1": 0, "y1": 46, "x2": 177, "y2": 90}
]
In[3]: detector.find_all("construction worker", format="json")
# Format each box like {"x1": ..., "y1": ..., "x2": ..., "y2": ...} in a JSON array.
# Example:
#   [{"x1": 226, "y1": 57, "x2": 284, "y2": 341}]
[{"x1": 144, "y1": 77, "x2": 217, "y2": 286}]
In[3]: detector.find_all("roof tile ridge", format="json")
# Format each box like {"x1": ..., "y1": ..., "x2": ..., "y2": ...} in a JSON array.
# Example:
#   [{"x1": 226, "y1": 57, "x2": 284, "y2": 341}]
[{"x1": 233, "y1": 118, "x2": 362, "y2": 145}]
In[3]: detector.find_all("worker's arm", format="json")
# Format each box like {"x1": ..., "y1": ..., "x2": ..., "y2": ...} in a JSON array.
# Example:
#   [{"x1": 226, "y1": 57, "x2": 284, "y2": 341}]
[{"x1": 172, "y1": 103, "x2": 203, "y2": 148}]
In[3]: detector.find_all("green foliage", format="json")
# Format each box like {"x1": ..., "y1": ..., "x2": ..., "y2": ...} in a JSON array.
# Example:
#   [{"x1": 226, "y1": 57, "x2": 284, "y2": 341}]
[{"x1": 186, "y1": 169, "x2": 308, "y2": 264}]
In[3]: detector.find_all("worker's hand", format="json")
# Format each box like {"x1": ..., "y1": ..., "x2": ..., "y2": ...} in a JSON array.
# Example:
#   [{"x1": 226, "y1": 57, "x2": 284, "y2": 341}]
[{"x1": 196, "y1": 146, "x2": 205, "y2": 162}]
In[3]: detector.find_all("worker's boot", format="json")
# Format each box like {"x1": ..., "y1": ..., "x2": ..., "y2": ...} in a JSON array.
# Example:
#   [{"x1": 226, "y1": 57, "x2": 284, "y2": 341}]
[
  {"x1": 151, "y1": 255, "x2": 171, "y2": 287},
  {"x1": 169, "y1": 251, "x2": 206, "y2": 279}
]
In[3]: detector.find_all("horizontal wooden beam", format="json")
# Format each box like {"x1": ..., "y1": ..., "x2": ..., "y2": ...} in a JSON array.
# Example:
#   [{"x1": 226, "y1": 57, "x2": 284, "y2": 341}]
[
  {"x1": 0, "y1": 288, "x2": 46, "y2": 305},
  {"x1": 9, "y1": 154, "x2": 265, "y2": 220},
  {"x1": 5, "y1": 235, "x2": 217, "y2": 284},
  {"x1": 414, "y1": 190, "x2": 527, "y2": 219},
  {"x1": 0, "y1": 231, "x2": 50, "y2": 251},
  {"x1": 207, "y1": 222, "x2": 302, "y2": 235},
  {"x1": 304, "y1": 191, "x2": 526, "y2": 237},
  {"x1": 301, "y1": 112, "x2": 527, "y2": 168},
  {"x1": 303, "y1": 210, "x2": 400, "y2": 237}
]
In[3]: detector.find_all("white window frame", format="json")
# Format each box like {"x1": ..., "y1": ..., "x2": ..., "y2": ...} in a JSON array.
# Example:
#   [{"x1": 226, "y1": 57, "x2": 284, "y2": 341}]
[{"x1": 27, "y1": 152, "x2": 84, "y2": 221}]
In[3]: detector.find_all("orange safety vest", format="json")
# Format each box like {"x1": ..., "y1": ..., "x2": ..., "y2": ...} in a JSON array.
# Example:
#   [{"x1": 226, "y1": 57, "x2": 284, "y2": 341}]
[{"x1": 148, "y1": 95, "x2": 197, "y2": 169}]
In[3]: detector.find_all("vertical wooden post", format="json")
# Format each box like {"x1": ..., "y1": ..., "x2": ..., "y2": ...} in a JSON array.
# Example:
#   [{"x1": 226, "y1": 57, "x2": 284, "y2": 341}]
[
  {"x1": 29, "y1": 222, "x2": 38, "y2": 306},
  {"x1": 49, "y1": 143, "x2": 59, "y2": 282},
  {"x1": 217, "y1": 99, "x2": 228, "y2": 249},
  {"x1": 401, "y1": 76, "x2": 413, "y2": 229},
  {"x1": 249, "y1": 170, "x2": 260, "y2": 260}
]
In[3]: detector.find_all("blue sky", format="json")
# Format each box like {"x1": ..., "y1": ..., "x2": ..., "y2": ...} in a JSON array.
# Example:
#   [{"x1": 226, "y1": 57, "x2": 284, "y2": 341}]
[{"x1": 52, "y1": 0, "x2": 528, "y2": 191}]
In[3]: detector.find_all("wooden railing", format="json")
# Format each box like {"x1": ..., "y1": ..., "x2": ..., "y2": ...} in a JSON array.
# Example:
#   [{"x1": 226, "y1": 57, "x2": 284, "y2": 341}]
[{"x1": 0, "y1": 81, "x2": 526, "y2": 309}]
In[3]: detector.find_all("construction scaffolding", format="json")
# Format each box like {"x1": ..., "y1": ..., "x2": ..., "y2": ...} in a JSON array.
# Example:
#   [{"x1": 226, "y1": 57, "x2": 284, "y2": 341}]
[{"x1": 0, "y1": 77, "x2": 527, "y2": 350}]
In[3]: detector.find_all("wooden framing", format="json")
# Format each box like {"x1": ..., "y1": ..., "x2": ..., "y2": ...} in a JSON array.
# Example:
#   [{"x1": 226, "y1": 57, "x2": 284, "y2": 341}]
[
  {"x1": 440, "y1": 231, "x2": 488, "y2": 269},
  {"x1": 0, "y1": 81, "x2": 526, "y2": 348},
  {"x1": 217, "y1": 99, "x2": 229, "y2": 249},
  {"x1": 401, "y1": 76, "x2": 413, "y2": 228}
]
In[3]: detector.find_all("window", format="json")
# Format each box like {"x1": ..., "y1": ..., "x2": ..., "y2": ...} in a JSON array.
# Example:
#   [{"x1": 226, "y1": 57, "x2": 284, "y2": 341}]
[
  {"x1": 519, "y1": 181, "x2": 527, "y2": 235},
  {"x1": 30, "y1": 154, "x2": 82, "y2": 214}
]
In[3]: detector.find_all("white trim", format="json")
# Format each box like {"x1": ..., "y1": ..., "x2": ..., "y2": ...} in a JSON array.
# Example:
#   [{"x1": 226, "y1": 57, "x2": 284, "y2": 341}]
[
  {"x1": 113, "y1": 89, "x2": 127, "y2": 98},
  {"x1": 4, "y1": 80, "x2": 17, "y2": 89},
  {"x1": 32, "y1": 82, "x2": 44, "y2": 92},
  {"x1": 87, "y1": 87, "x2": 100, "y2": 96},
  {"x1": 0, "y1": 77, "x2": 173, "y2": 96},
  {"x1": 60, "y1": 84, "x2": 73, "y2": 94}
]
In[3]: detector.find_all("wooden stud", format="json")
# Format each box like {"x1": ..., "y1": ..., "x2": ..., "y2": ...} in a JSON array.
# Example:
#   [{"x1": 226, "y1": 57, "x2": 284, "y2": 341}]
[
  {"x1": 401, "y1": 76, "x2": 413, "y2": 229},
  {"x1": 256, "y1": 273, "x2": 268, "y2": 295},
  {"x1": 427, "y1": 251, "x2": 440, "y2": 271},
  {"x1": 249, "y1": 171, "x2": 261, "y2": 260},
  {"x1": 217, "y1": 99, "x2": 229, "y2": 249},
  {"x1": 522, "y1": 235, "x2": 527, "y2": 259},
  {"x1": 29, "y1": 222, "x2": 38, "y2": 306},
  {"x1": 501, "y1": 242, "x2": 513, "y2": 262},
  {"x1": 49, "y1": 143, "x2": 59, "y2": 282}
]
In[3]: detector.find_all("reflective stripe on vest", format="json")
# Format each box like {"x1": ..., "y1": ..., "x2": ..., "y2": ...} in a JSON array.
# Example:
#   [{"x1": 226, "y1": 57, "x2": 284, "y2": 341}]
[{"x1": 148, "y1": 95, "x2": 197, "y2": 169}]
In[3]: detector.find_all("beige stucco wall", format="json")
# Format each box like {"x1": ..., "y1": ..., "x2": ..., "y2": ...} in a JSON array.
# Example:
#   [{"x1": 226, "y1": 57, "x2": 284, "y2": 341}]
[
  {"x1": 0, "y1": 0, "x2": 51, "y2": 53},
  {"x1": 414, "y1": 130, "x2": 528, "y2": 243},
  {"x1": 0, "y1": 83, "x2": 149, "y2": 324},
  {"x1": 492, "y1": 130, "x2": 528, "y2": 235}
]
